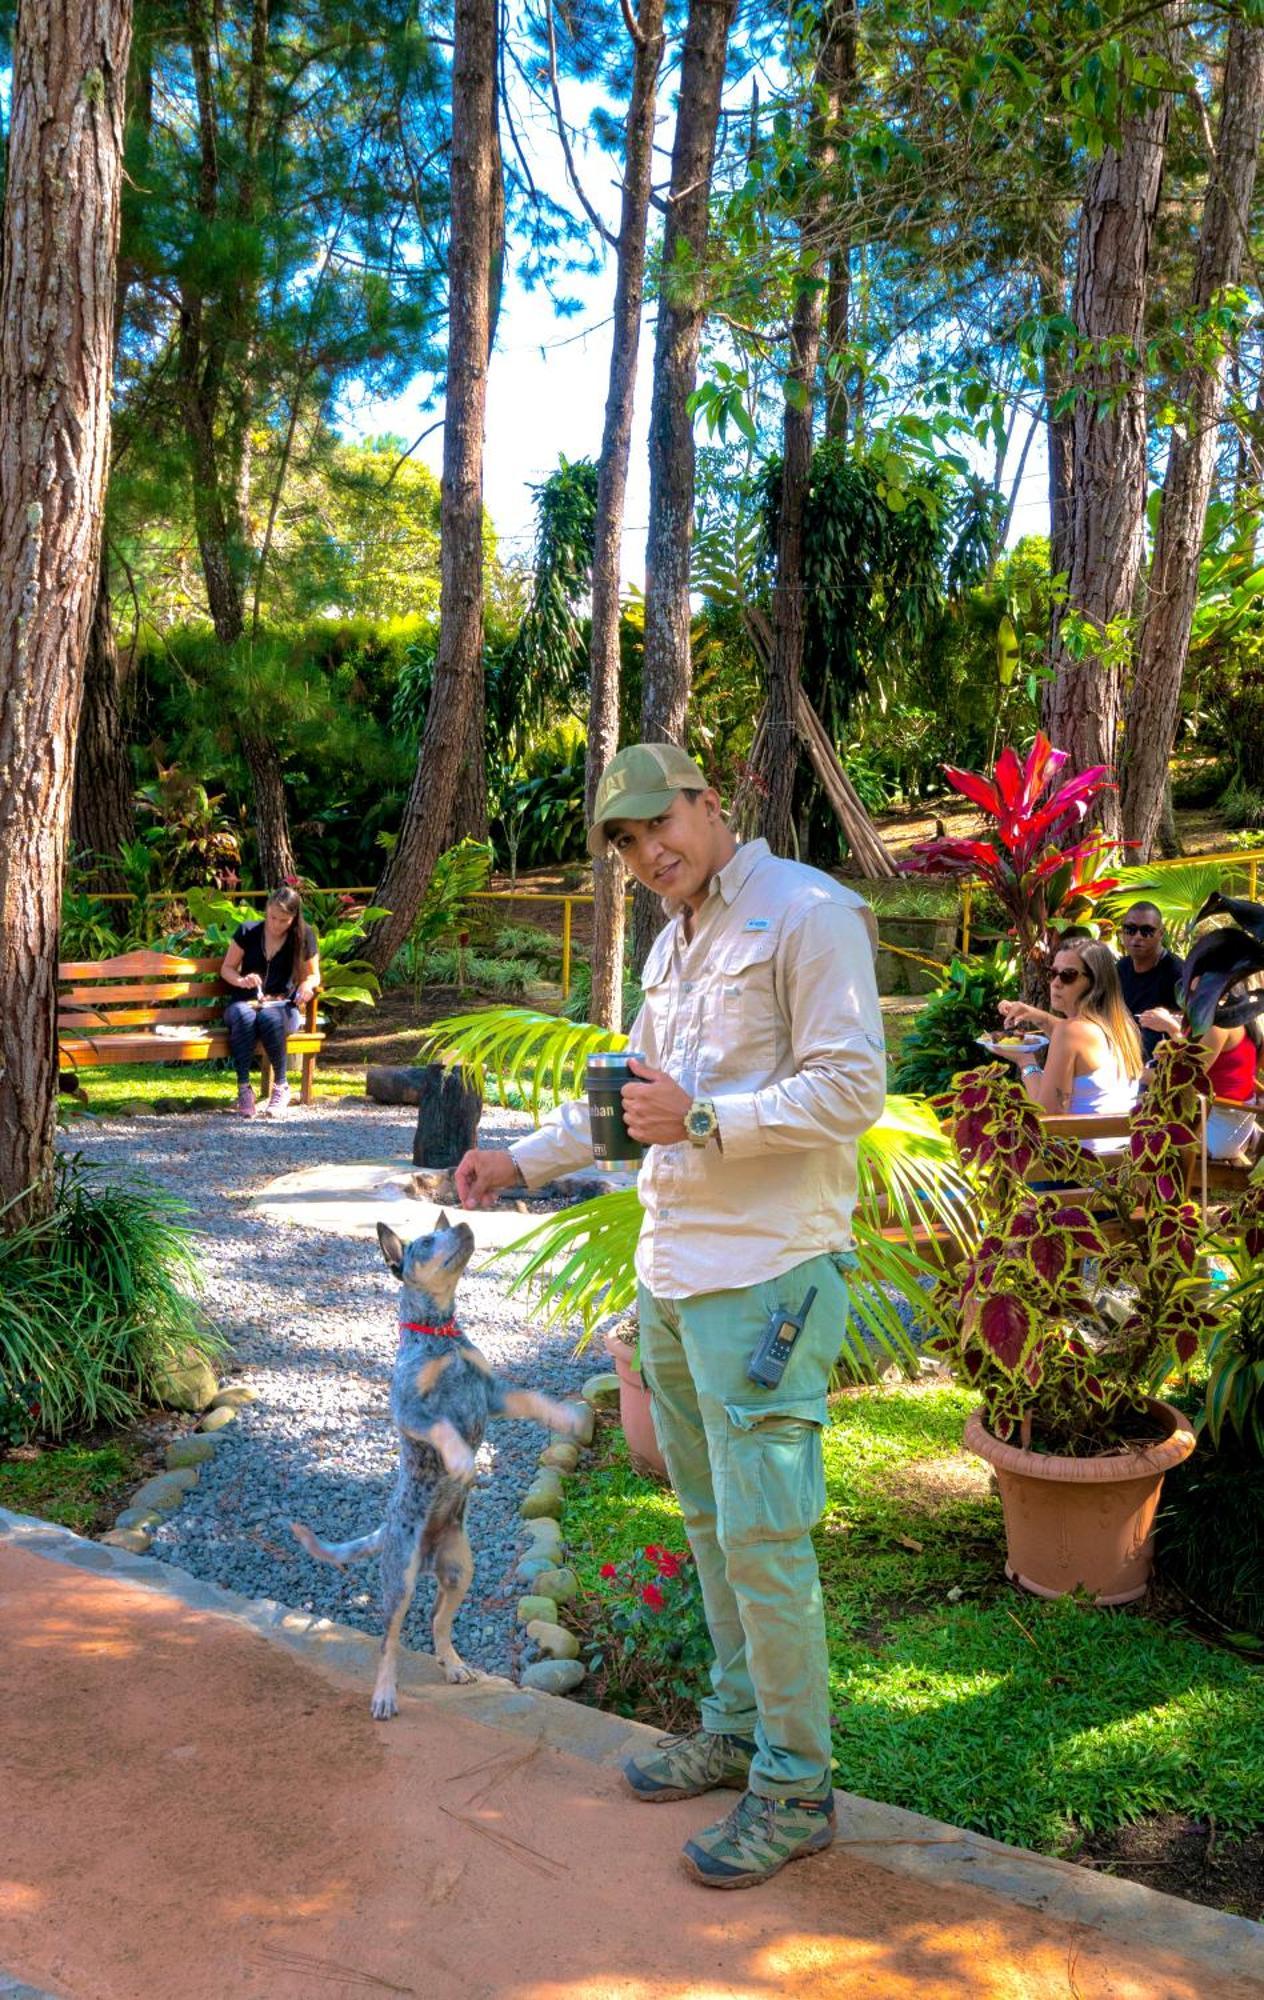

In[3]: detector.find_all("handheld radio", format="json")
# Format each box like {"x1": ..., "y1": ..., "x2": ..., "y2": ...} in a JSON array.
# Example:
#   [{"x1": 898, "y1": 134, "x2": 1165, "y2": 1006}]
[{"x1": 746, "y1": 1286, "x2": 818, "y2": 1389}]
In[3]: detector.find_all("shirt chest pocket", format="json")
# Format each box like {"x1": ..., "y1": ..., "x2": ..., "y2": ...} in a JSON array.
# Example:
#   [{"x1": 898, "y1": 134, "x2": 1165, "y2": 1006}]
[{"x1": 702, "y1": 933, "x2": 780, "y2": 1079}]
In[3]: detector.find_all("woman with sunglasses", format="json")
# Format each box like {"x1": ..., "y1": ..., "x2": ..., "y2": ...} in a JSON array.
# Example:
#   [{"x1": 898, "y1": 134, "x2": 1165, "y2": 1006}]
[{"x1": 996, "y1": 940, "x2": 1144, "y2": 1147}]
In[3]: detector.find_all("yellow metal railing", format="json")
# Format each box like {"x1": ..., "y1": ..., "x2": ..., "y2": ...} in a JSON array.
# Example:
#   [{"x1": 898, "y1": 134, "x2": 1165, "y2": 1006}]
[{"x1": 75, "y1": 843, "x2": 1264, "y2": 1004}]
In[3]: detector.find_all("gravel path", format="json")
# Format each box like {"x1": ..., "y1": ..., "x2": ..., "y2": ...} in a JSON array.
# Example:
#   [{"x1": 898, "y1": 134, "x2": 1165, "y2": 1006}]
[{"x1": 64, "y1": 1100, "x2": 593, "y2": 1679}]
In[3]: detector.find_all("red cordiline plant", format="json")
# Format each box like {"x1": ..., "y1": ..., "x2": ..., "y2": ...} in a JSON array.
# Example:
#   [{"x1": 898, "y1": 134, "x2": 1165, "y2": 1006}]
[
  {"x1": 927, "y1": 1041, "x2": 1241, "y2": 1455},
  {"x1": 903, "y1": 734, "x2": 1118, "y2": 992}
]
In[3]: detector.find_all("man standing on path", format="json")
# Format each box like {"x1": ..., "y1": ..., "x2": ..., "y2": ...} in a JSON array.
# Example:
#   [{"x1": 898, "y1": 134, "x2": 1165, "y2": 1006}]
[
  {"x1": 1116, "y1": 902, "x2": 1184, "y2": 1061},
  {"x1": 455, "y1": 744, "x2": 886, "y2": 1889}
]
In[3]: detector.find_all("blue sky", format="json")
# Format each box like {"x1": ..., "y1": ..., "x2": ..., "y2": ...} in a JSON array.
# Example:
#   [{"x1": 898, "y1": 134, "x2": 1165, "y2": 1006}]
[{"x1": 346, "y1": 74, "x2": 1052, "y2": 584}]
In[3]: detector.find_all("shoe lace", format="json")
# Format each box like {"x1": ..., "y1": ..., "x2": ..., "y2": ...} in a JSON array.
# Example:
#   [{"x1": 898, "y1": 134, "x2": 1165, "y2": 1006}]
[{"x1": 720, "y1": 1792, "x2": 776, "y2": 1843}]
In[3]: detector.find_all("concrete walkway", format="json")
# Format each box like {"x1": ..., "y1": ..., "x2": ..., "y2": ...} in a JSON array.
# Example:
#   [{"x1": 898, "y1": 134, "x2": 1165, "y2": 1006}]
[{"x1": 2, "y1": 1511, "x2": 1261, "y2": 2000}]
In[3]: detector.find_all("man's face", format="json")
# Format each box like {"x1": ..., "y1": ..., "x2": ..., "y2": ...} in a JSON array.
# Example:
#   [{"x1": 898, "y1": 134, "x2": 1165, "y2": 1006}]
[
  {"x1": 1120, "y1": 906, "x2": 1163, "y2": 969},
  {"x1": 605, "y1": 790, "x2": 725, "y2": 907}
]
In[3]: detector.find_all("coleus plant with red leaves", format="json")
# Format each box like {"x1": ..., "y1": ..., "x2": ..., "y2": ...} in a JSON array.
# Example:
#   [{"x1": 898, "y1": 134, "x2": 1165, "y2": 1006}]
[
  {"x1": 928, "y1": 1040, "x2": 1264, "y2": 1454},
  {"x1": 903, "y1": 734, "x2": 1119, "y2": 983}
]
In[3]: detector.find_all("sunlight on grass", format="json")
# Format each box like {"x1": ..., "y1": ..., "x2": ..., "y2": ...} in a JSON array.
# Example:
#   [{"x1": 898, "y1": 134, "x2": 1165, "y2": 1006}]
[
  {"x1": 62, "y1": 1063, "x2": 366, "y2": 1116},
  {"x1": 562, "y1": 1384, "x2": 1264, "y2": 1856}
]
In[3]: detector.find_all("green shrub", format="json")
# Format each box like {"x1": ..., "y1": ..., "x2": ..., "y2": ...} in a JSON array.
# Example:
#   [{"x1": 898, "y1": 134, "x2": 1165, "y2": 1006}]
[
  {"x1": 891, "y1": 948, "x2": 1020, "y2": 1095},
  {"x1": 0, "y1": 1158, "x2": 221, "y2": 1439},
  {"x1": 562, "y1": 959, "x2": 645, "y2": 1028},
  {"x1": 1159, "y1": 1437, "x2": 1264, "y2": 1639},
  {"x1": 1172, "y1": 758, "x2": 1232, "y2": 808},
  {"x1": 1221, "y1": 780, "x2": 1264, "y2": 830}
]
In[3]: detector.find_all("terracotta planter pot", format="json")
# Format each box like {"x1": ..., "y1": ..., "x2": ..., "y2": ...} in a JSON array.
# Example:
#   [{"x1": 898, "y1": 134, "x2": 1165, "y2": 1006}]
[
  {"x1": 964, "y1": 1399, "x2": 1197, "y2": 1606},
  {"x1": 603, "y1": 1331, "x2": 668, "y2": 1479}
]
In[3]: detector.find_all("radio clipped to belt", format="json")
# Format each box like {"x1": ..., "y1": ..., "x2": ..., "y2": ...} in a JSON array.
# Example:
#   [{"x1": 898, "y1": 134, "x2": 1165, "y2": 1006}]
[{"x1": 746, "y1": 1286, "x2": 818, "y2": 1390}]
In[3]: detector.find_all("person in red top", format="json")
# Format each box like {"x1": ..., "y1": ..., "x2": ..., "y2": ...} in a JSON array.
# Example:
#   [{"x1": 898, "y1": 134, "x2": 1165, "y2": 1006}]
[{"x1": 1140, "y1": 975, "x2": 1263, "y2": 1161}]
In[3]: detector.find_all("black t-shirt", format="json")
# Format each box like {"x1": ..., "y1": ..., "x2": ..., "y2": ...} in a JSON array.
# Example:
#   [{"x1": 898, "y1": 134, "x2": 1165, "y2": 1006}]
[
  {"x1": 1117, "y1": 949, "x2": 1184, "y2": 1060},
  {"x1": 232, "y1": 918, "x2": 318, "y2": 996}
]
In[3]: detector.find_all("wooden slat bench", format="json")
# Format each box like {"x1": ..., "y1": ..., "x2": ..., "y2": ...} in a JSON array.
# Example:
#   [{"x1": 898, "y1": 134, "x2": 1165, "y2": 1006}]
[{"x1": 58, "y1": 951, "x2": 324, "y2": 1104}]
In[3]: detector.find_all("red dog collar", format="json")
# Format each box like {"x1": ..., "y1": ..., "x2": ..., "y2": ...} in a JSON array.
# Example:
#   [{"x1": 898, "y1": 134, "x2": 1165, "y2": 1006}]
[{"x1": 398, "y1": 1319, "x2": 461, "y2": 1343}]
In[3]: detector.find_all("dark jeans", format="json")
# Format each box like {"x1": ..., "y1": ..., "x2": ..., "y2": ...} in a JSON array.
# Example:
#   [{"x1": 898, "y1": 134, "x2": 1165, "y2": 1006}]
[{"x1": 224, "y1": 1000, "x2": 301, "y2": 1087}]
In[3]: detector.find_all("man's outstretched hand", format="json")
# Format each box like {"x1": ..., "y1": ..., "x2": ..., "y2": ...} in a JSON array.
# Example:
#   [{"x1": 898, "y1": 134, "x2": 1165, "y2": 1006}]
[{"x1": 454, "y1": 1148, "x2": 521, "y2": 1210}]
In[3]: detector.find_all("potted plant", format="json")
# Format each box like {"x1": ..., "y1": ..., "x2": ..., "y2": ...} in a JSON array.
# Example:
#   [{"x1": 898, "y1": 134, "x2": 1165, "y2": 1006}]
[{"x1": 929, "y1": 1040, "x2": 1244, "y2": 1603}]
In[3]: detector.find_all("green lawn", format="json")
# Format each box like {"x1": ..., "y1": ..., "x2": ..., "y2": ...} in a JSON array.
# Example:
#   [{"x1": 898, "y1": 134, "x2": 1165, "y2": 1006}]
[
  {"x1": 61, "y1": 1061, "x2": 367, "y2": 1117},
  {"x1": 0, "y1": 1441, "x2": 144, "y2": 1535},
  {"x1": 562, "y1": 1384, "x2": 1264, "y2": 1856}
]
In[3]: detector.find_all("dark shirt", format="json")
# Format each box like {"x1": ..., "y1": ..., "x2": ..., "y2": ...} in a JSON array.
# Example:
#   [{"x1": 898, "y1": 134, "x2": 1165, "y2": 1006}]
[
  {"x1": 1117, "y1": 949, "x2": 1184, "y2": 1060},
  {"x1": 232, "y1": 918, "x2": 318, "y2": 996}
]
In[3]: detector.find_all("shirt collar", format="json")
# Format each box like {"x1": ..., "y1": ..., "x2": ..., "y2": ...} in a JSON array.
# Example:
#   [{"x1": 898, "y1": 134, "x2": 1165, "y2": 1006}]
[{"x1": 710, "y1": 837, "x2": 769, "y2": 905}]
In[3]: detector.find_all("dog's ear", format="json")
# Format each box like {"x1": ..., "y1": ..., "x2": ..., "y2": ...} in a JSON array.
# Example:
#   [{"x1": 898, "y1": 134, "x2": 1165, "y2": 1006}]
[
  {"x1": 377, "y1": 1221, "x2": 406, "y2": 1277},
  {"x1": 434, "y1": 1209, "x2": 451, "y2": 1232}
]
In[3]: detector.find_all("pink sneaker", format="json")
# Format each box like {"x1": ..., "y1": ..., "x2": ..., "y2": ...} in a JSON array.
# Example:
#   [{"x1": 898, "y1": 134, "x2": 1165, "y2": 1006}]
[
  {"x1": 235, "y1": 1083, "x2": 257, "y2": 1118},
  {"x1": 265, "y1": 1081, "x2": 291, "y2": 1116}
]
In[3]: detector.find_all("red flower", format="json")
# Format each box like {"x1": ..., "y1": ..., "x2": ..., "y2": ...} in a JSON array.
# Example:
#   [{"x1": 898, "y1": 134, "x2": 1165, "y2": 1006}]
[
  {"x1": 641, "y1": 1583, "x2": 666, "y2": 1611},
  {"x1": 644, "y1": 1544, "x2": 664, "y2": 1563},
  {"x1": 599, "y1": 1562, "x2": 617, "y2": 1580},
  {"x1": 654, "y1": 1550, "x2": 682, "y2": 1578}
]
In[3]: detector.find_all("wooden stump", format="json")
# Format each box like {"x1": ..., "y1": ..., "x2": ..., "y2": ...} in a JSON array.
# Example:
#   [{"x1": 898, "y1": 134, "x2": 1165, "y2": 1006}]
[
  {"x1": 366, "y1": 1065, "x2": 435, "y2": 1106},
  {"x1": 412, "y1": 1064, "x2": 482, "y2": 1169}
]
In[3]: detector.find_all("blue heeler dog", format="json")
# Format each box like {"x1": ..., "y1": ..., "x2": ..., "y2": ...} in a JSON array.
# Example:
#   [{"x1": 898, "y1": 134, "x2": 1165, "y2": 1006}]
[{"x1": 290, "y1": 1214, "x2": 584, "y2": 1719}]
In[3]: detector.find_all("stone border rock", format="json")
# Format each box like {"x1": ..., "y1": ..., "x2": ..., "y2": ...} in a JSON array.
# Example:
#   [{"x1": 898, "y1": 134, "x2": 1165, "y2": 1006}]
[
  {"x1": 511, "y1": 1371, "x2": 617, "y2": 1695},
  {"x1": 3, "y1": 1502, "x2": 1261, "y2": 1991},
  {"x1": 98, "y1": 1383, "x2": 258, "y2": 1555}
]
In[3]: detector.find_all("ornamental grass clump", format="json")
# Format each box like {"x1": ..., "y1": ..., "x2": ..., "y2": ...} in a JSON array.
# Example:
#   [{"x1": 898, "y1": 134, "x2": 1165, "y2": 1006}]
[{"x1": 929, "y1": 1041, "x2": 1264, "y2": 1456}]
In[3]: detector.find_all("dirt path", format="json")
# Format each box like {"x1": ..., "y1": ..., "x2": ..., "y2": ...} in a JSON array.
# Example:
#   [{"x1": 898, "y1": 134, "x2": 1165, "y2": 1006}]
[{"x1": 3, "y1": 1543, "x2": 1259, "y2": 2000}]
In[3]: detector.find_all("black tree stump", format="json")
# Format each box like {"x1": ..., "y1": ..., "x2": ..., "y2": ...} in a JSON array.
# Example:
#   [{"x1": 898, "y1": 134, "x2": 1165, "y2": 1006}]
[{"x1": 408, "y1": 1064, "x2": 482, "y2": 1170}]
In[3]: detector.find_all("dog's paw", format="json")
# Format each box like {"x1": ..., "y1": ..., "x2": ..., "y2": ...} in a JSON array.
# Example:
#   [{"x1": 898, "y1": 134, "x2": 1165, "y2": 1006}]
[
  {"x1": 442, "y1": 1657, "x2": 479, "y2": 1686},
  {"x1": 557, "y1": 1402, "x2": 589, "y2": 1438},
  {"x1": 370, "y1": 1688, "x2": 399, "y2": 1721}
]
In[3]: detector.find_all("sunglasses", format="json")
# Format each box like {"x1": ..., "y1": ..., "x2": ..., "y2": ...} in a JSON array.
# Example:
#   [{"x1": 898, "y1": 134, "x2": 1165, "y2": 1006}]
[
  {"x1": 1121, "y1": 923, "x2": 1157, "y2": 937},
  {"x1": 1050, "y1": 967, "x2": 1086, "y2": 985}
]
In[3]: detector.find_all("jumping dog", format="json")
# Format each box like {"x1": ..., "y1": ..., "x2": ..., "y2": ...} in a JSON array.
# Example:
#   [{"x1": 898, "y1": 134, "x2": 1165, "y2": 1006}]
[{"x1": 290, "y1": 1214, "x2": 584, "y2": 1719}]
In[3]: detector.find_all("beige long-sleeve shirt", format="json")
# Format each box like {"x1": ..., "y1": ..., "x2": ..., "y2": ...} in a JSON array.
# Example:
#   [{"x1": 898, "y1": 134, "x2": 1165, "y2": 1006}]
[{"x1": 510, "y1": 838, "x2": 886, "y2": 1300}]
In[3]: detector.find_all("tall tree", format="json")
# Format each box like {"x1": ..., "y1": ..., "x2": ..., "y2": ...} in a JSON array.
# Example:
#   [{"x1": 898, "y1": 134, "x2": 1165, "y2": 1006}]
[
  {"x1": 585, "y1": 0, "x2": 667, "y2": 1028},
  {"x1": 1121, "y1": 17, "x2": 1264, "y2": 858},
  {"x1": 1041, "y1": 45, "x2": 1173, "y2": 834},
  {"x1": 634, "y1": 0, "x2": 736, "y2": 965},
  {"x1": 71, "y1": 11, "x2": 161, "y2": 889},
  {"x1": 756, "y1": 2, "x2": 844, "y2": 854},
  {"x1": 0, "y1": 0, "x2": 133, "y2": 1224},
  {"x1": 363, "y1": 0, "x2": 497, "y2": 975}
]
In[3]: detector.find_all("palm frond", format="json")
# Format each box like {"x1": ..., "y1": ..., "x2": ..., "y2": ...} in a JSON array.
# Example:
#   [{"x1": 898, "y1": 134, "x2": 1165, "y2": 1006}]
[
  {"x1": 1098, "y1": 863, "x2": 1253, "y2": 949},
  {"x1": 419, "y1": 1006, "x2": 625, "y2": 1115}
]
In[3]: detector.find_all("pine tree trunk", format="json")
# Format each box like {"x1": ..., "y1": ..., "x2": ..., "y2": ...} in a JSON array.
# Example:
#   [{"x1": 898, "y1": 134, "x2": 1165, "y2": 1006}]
[
  {"x1": 822, "y1": 0, "x2": 857, "y2": 445},
  {"x1": 1041, "y1": 64, "x2": 1171, "y2": 835},
  {"x1": 1120, "y1": 19, "x2": 1264, "y2": 859},
  {"x1": 757, "y1": 8, "x2": 844, "y2": 855},
  {"x1": 364, "y1": 0, "x2": 495, "y2": 976},
  {"x1": 70, "y1": 564, "x2": 136, "y2": 888},
  {"x1": 0, "y1": 0, "x2": 132, "y2": 1226},
  {"x1": 586, "y1": 0, "x2": 666, "y2": 1030},
  {"x1": 633, "y1": 0, "x2": 735, "y2": 969}
]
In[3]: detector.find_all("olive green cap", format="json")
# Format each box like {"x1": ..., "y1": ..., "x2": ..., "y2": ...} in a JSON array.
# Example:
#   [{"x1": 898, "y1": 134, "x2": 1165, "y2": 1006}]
[{"x1": 587, "y1": 743, "x2": 709, "y2": 854}]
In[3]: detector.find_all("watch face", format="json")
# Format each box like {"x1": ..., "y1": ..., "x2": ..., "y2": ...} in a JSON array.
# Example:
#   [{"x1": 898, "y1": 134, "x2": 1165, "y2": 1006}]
[{"x1": 687, "y1": 1102, "x2": 716, "y2": 1139}]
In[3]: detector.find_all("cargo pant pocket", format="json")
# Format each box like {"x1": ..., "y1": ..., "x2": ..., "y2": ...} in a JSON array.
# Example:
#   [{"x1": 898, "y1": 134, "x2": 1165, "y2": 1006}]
[{"x1": 717, "y1": 1397, "x2": 828, "y2": 1549}]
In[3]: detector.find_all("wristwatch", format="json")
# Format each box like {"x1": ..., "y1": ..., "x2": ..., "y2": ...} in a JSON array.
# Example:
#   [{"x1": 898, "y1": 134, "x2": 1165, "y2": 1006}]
[{"x1": 684, "y1": 1097, "x2": 720, "y2": 1147}]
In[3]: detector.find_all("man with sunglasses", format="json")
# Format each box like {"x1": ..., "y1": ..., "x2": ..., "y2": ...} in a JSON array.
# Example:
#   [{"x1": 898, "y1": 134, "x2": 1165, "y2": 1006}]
[{"x1": 1115, "y1": 903, "x2": 1184, "y2": 1060}]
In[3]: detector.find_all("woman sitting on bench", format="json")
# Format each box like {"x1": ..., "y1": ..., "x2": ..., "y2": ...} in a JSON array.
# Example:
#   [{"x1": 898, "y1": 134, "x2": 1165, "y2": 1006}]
[
  {"x1": 995, "y1": 941, "x2": 1143, "y2": 1153},
  {"x1": 220, "y1": 886, "x2": 320, "y2": 1119},
  {"x1": 1138, "y1": 976, "x2": 1264, "y2": 1165}
]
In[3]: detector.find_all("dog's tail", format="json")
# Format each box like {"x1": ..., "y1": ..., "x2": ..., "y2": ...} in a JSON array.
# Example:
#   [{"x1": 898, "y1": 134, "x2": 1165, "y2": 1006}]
[{"x1": 290, "y1": 1520, "x2": 386, "y2": 1570}]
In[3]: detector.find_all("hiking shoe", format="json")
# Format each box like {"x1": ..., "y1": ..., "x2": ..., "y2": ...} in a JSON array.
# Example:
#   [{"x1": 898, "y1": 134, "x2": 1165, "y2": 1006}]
[
  {"x1": 234, "y1": 1084, "x2": 257, "y2": 1118},
  {"x1": 265, "y1": 1081, "x2": 291, "y2": 1115},
  {"x1": 623, "y1": 1729, "x2": 755, "y2": 1803},
  {"x1": 682, "y1": 1789, "x2": 835, "y2": 1890}
]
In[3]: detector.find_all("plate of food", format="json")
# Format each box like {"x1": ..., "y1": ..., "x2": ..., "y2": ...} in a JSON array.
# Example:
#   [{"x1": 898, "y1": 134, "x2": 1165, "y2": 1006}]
[{"x1": 975, "y1": 1032, "x2": 1048, "y2": 1059}]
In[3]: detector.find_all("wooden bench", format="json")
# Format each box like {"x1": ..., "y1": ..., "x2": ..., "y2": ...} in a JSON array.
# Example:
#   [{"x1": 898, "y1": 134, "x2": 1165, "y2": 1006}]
[{"x1": 57, "y1": 950, "x2": 324, "y2": 1104}]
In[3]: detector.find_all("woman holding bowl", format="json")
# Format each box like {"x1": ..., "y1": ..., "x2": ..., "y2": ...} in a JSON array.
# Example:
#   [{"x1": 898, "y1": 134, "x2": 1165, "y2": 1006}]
[{"x1": 994, "y1": 939, "x2": 1143, "y2": 1150}]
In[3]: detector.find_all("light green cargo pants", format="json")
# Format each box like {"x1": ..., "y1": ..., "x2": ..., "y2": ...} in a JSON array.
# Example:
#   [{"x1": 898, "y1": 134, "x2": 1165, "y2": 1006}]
[{"x1": 637, "y1": 1250, "x2": 854, "y2": 1802}]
